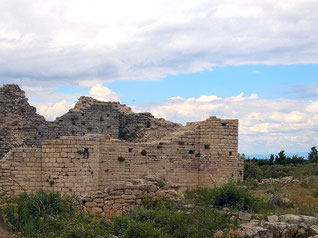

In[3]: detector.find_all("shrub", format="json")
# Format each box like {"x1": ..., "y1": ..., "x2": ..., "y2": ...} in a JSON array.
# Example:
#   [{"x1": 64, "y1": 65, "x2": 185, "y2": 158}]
[
  {"x1": 0, "y1": 190, "x2": 79, "y2": 236},
  {"x1": 126, "y1": 205, "x2": 229, "y2": 238},
  {"x1": 0, "y1": 190, "x2": 112, "y2": 238},
  {"x1": 245, "y1": 178, "x2": 259, "y2": 188},
  {"x1": 188, "y1": 182, "x2": 263, "y2": 211},
  {"x1": 244, "y1": 162, "x2": 263, "y2": 181}
]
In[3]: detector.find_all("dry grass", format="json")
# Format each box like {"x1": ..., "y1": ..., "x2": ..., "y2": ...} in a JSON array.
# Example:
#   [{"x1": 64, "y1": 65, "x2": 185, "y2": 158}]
[{"x1": 248, "y1": 176, "x2": 318, "y2": 215}]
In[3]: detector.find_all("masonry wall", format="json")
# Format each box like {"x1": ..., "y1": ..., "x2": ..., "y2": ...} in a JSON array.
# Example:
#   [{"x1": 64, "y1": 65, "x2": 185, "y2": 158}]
[
  {"x1": 0, "y1": 116, "x2": 241, "y2": 198},
  {"x1": 0, "y1": 148, "x2": 42, "y2": 196},
  {"x1": 98, "y1": 117, "x2": 241, "y2": 191},
  {"x1": 40, "y1": 135, "x2": 104, "y2": 196},
  {"x1": 0, "y1": 84, "x2": 180, "y2": 160}
]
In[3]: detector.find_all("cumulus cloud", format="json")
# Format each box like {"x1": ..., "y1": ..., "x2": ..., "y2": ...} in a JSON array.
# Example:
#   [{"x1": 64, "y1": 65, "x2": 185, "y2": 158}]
[
  {"x1": 0, "y1": 0, "x2": 318, "y2": 88},
  {"x1": 32, "y1": 100, "x2": 73, "y2": 121},
  {"x1": 88, "y1": 84, "x2": 119, "y2": 101},
  {"x1": 133, "y1": 93, "x2": 318, "y2": 154}
]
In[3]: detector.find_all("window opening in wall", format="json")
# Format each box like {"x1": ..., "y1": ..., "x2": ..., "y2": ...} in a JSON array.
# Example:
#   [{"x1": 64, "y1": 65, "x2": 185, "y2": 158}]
[
  {"x1": 204, "y1": 144, "x2": 210, "y2": 149},
  {"x1": 128, "y1": 148, "x2": 133, "y2": 152},
  {"x1": 81, "y1": 113, "x2": 84, "y2": 116},
  {"x1": 84, "y1": 148, "x2": 89, "y2": 158},
  {"x1": 221, "y1": 122, "x2": 227, "y2": 127},
  {"x1": 229, "y1": 151, "x2": 232, "y2": 156},
  {"x1": 38, "y1": 132, "x2": 41, "y2": 135},
  {"x1": 188, "y1": 150, "x2": 195, "y2": 154},
  {"x1": 106, "y1": 114, "x2": 110, "y2": 117}
]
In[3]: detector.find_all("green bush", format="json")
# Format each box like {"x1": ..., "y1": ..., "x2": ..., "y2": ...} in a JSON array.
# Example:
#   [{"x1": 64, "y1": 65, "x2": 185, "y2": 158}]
[
  {"x1": 0, "y1": 189, "x2": 241, "y2": 238},
  {"x1": 0, "y1": 190, "x2": 111, "y2": 238},
  {"x1": 188, "y1": 182, "x2": 263, "y2": 211},
  {"x1": 1, "y1": 190, "x2": 78, "y2": 233},
  {"x1": 244, "y1": 162, "x2": 263, "y2": 181},
  {"x1": 125, "y1": 205, "x2": 229, "y2": 238}
]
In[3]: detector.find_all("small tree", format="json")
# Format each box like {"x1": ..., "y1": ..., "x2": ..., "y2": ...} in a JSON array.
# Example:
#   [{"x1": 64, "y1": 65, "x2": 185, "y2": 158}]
[
  {"x1": 308, "y1": 146, "x2": 318, "y2": 163},
  {"x1": 275, "y1": 150, "x2": 287, "y2": 165},
  {"x1": 269, "y1": 154, "x2": 274, "y2": 165}
]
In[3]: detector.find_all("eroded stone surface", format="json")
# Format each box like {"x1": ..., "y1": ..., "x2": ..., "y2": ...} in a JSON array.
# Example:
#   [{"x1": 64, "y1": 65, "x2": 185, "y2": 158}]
[{"x1": 0, "y1": 84, "x2": 181, "y2": 159}]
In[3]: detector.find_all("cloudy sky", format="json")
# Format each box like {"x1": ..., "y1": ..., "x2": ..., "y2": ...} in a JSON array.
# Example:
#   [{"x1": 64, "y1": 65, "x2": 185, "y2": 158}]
[{"x1": 1, "y1": 0, "x2": 318, "y2": 155}]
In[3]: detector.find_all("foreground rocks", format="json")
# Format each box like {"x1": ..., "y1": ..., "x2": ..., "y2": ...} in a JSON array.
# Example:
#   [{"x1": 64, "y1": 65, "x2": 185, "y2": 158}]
[{"x1": 236, "y1": 214, "x2": 318, "y2": 238}]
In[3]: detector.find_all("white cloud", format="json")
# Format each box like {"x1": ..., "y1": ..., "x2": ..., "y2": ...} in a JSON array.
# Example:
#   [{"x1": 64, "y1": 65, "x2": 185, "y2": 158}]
[
  {"x1": 132, "y1": 93, "x2": 318, "y2": 154},
  {"x1": 32, "y1": 100, "x2": 72, "y2": 121},
  {"x1": 88, "y1": 84, "x2": 119, "y2": 102},
  {"x1": 0, "y1": 0, "x2": 318, "y2": 87}
]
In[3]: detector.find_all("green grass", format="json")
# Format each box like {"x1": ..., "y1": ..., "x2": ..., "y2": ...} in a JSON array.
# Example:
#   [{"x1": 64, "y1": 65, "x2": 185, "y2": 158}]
[
  {"x1": 2, "y1": 175, "x2": 317, "y2": 237},
  {"x1": 0, "y1": 188, "x2": 237, "y2": 238}
]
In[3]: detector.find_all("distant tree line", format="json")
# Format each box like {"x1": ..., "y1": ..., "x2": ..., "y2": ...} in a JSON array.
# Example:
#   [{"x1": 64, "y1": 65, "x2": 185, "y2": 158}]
[
  {"x1": 243, "y1": 146, "x2": 318, "y2": 166},
  {"x1": 243, "y1": 146, "x2": 318, "y2": 181}
]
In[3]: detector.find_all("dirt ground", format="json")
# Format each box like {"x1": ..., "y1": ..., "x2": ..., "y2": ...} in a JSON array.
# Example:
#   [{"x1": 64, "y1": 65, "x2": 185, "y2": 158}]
[{"x1": 0, "y1": 224, "x2": 11, "y2": 238}]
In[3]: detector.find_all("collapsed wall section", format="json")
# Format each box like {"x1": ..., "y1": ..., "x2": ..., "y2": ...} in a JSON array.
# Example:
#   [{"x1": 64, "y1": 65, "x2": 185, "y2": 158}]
[
  {"x1": 0, "y1": 116, "x2": 241, "y2": 197},
  {"x1": 99, "y1": 116, "x2": 241, "y2": 191},
  {"x1": 0, "y1": 84, "x2": 181, "y2": 160}
]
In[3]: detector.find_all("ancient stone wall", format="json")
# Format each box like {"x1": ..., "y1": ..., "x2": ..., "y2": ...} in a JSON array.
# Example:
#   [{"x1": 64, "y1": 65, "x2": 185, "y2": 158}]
[
  {"x1": 83, "y1": 182, "x2": 182, "y2": 218},
  {"x1": 0, "y1": 83, "x2": 242, "y2": 216},
  {"x1": 0, "y1": 84, "x2": 180, "y2": 159},
  {"x1": 0, "y1": 116, "x2": 241, "y2": 196},
  {"x1": 0, "y1": 148, "x2": 43, "y2": 196}
]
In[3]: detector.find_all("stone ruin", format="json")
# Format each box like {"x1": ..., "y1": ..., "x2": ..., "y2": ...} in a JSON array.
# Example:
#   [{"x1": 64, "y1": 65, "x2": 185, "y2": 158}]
[{"x1": 0, "y1": 84, "x2": 243, "y2": 217}]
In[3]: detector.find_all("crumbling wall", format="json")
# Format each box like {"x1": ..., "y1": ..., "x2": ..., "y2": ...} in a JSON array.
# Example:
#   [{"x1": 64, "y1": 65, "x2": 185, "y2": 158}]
[
  {"x1": 0, "y1": 85, "x2": 47, "y2": 158},
  {"x1": 0, "y1": 84, "x2": 180, "y2": 160},
  {"x1": 83, "y1": 182, "x2": 181, "y2": 218},
  {"x1": 98, "y1": 117, "x2": 241, "y2": 191},
  {"x1": 0, "y1": 116, "x2": 241, "y2": 198},
  {"x1": 0, "y1": 83, "x2": 242, "y2": 216}
]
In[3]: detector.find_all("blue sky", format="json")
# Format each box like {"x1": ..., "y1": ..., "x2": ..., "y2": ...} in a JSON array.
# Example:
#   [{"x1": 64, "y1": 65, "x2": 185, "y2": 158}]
[
  {"x1": 53, "y1": 64, "x2": 318, "y2": 104},
  {"x1": 1, "y1": 0, "x2": 318, "y2": 154}
]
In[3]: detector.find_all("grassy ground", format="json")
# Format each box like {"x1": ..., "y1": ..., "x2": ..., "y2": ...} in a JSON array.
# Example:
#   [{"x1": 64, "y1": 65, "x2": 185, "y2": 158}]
[
  {"x1": 248, "y1": 176, "x2": 318, "y2": 216},
  {"x1": 1, "y1": 167, "x2": 318, "y2": 237}
]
